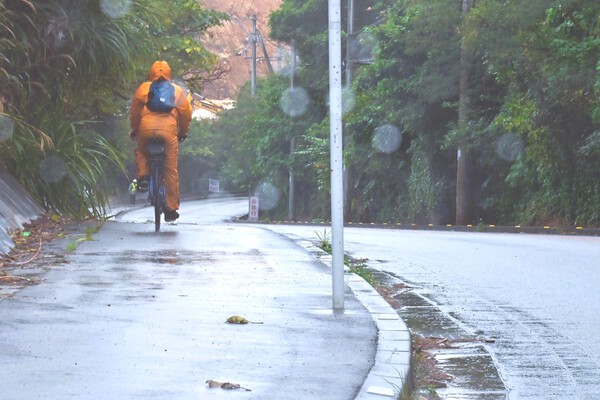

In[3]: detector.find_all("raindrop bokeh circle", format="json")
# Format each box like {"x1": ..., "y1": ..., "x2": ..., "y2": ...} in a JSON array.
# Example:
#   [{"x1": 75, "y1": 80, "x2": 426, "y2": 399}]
[
  {"x1": 325, "y1": 87, "x2": 356, "y2": 115},
  {"x1": 279, "y1": 87, "x2": 309, "y2": 117},
  {"x1": 39, "y1": 155, "x2": 68, "y2": 183},
  {"x1": 254, "y1": 182, "x2": 281, "y2": 211},
  {"x1": 0, "y1": 114, "x2": 14, "y2": 143},
  {"x1": 100, "y1": 0, "x2": 132, "y2": 18},
  {"x1": 496, "y1": 133, "x2": 524, "y2": 161},
  {"x1": 342, "y1": 86, "x2": 356, "y2": 115},
  {"x1": 372, "y1": 124, "x2": 402, "y2": 153},
  {"x1": 352, "y1": 31, "x2": 377, "y2": 61}
]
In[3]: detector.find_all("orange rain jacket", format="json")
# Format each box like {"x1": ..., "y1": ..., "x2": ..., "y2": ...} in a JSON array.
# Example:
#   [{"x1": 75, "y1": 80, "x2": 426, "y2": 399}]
[{"x1": 130, "y1": 61, "x2": 192, "y2": 212}]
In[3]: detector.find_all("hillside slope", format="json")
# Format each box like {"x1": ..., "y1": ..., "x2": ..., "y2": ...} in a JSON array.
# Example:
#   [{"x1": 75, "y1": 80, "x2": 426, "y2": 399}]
[{"x1": 200, "y1": 0, "x2": 284, "y2": 100}]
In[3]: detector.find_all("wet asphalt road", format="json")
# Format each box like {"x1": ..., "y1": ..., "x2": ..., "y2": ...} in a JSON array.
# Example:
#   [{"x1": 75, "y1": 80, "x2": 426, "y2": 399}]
[
  {"x1": 267, "y1": 223, "x2": 600, "y2": 400},
  {"x1": 124, "y1": 198, "x2": 600, "y2": 399},
  {"x1": 0, "y1": 198, "x2": 377, "y2": 399},
  {"x1": 3, "y1": 196, "x2": 599, "y2": 399}
]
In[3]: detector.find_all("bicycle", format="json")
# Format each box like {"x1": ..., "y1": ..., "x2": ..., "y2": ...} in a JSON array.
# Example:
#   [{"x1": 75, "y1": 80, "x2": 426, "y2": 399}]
[{"x1": 147, "y1": 138, "x2": 166, "y2": 232}]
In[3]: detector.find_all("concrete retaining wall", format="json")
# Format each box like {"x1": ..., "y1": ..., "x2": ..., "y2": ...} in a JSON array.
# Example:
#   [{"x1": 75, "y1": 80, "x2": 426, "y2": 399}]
[{"x1": 0, "y1": 168, "x2": 43, "y2": 255}]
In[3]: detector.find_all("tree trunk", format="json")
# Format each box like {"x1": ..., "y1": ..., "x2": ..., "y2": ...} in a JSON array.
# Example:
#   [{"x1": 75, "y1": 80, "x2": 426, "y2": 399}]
[{"x1": 456, "y1": 0, "x2": 472, "y2": 225}]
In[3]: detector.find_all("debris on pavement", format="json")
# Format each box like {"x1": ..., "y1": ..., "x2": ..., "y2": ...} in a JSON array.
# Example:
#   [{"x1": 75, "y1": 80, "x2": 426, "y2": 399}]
[
  {"x1": 206, "y1": 379, "x2": 252, "y2": 391},
  {"x1": 226, "y1": 315, "x2": 263, "y2": 324}
]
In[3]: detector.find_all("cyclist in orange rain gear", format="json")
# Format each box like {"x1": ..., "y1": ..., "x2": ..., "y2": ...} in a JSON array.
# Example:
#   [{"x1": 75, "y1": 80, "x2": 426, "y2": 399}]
[{"x1": 129, "y1": 61, "x2": 192, "y2": 222}]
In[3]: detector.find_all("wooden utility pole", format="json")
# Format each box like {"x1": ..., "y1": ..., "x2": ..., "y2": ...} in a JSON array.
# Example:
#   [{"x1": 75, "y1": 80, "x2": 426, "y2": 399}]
[
  {"x1": 250, "y1": 15, "x2": 257, "y2": 97},
  {"x1": 258, "y1": 31, "x2": 274, "y2": 74},
  {"x1": 288, "y1": 41, "x2": 297, "y2": 222},
  {"x1": 456, "y1": 0, "x2": 472, "y2": 225}
]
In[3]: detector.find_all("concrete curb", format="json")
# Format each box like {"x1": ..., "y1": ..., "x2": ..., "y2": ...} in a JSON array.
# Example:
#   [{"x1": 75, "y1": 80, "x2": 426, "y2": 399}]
[
  {"x1": 348, "y1": 274, "x2": 413, "y2": 399},
  {"x1": 293, "y1": 239, "x2": 413, "y2": 400}
]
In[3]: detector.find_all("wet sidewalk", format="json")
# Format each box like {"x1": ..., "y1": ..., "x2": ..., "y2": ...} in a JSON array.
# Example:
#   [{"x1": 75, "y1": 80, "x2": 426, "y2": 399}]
[{"x1": 0, "y1": 218, "x2": 411, "y2": 399}]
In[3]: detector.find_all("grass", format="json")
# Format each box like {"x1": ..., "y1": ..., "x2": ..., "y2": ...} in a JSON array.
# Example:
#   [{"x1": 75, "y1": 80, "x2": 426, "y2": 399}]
[
  {"x1": 85, "y1": 225, "x2": 101, "y2": 239},
  {"x1": 314, "y1": 228, "x2": 332, "y2": 254},
  {"x1": 65, "y1": 224, "x2": 101, "y2": 252},
  {"x1": 347, "y1": 258, "x2": 377, "y2": 286},
  {"x1": 313, "y1": 229, "x2": 376, "y2": 285}
]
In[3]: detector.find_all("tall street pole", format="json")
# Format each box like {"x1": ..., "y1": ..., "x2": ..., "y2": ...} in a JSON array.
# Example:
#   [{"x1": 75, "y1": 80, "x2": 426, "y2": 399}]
[{"x1": 328, "y1": 0, "x2": 345, "y2": 310}]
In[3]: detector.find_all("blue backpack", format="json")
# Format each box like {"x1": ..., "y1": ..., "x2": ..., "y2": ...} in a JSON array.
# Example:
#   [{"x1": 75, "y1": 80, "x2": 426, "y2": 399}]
[{"x1": 146, "y1": 78, "x2": 175, "y2": 112}]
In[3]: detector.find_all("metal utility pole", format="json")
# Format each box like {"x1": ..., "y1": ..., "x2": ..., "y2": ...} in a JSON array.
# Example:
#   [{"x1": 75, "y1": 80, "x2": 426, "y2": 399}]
[
  {"x1": 251, "y1": 15, "x2": 257, "y2": 97},
  {"x1": 288, "y1": 41, "x2": 297, "y2": 222},
  {"x1": 288, "y1": 137, "x2": 296, "y2": 221},
  {"x1": 456, "y1": 0, "x2": 471, "y2": 225},
  {"x1": 328, "y1": 0, "x2": 345, "y2": 310}
]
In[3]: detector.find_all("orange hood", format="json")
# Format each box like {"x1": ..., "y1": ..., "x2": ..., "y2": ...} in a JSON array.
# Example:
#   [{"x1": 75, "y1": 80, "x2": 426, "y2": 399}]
[{"x1": 147, "y1": 61, "x2": 172, "y2": 82}]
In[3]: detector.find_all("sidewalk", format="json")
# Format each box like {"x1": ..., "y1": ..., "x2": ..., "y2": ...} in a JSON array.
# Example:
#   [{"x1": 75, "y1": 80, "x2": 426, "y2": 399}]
[
  {"x1": 107, "y1": 198, "x2": 413, "y2": 398},
  {"x1": 269, "y1": 235, "x2": 413, "y2": 399},
  {"x1": 0, "y1": 209, "x2": 412, "y2": 399},
  {"x1": 107, "y1": 199, "x2": 413, "y2": 397}
]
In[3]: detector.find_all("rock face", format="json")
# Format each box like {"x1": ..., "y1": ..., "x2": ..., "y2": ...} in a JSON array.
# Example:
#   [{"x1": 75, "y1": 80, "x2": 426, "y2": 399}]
[
  {"x1": 200, "y1": 0, "x2": 284, "y2": 99},
  {"x1": 0, "y1": 168, "x2": 43, "y2": 255}
]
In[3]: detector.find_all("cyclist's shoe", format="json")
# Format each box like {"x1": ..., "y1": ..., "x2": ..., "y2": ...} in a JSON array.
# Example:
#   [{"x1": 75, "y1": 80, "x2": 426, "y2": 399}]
[
  {"x1": 137, "y1": 177, "x2": 149, "y2": 193},
  {"x1": 164, "y1": 209, "x2": 179, "y2": 222}
]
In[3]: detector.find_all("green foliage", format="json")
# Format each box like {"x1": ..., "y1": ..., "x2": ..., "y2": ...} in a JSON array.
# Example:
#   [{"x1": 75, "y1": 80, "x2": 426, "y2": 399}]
[
  {"x1": 250, "y1": 0, "x2": 599, "y2": 227},
  {"x1": 149, "y1": 0, "x2": 229, "y2": 92},
  {"x1": 467, "y1": 0, "x2": 600, "y2": 226},
  {"x1": 11, "y1": 120, "x2": 125, "y2": 219},
  {"x1": 178, "y1": 119, "x2": 219, "y2": 194},
  {"x1": 269, "y1": 0, "x2": 328, "y2": 59},
  {"x1": 0, "y1": 0, "x2": 227, "y2": 218},
  {"x1": 348, "y1": 260, "x2": 377, "y2": 287},
  {"x1": 314, "y1": 229, "x2": 332, "y2": 254},
  {"x1": 313, "y1": 228, "x2": 376, "y2": 286}
]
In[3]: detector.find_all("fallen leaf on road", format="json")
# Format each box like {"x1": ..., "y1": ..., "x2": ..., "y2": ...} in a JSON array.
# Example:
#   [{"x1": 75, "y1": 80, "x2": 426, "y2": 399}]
[
  {"x1": 206, "y1": 379, "x2": 251, "y2": 391},
  {"x1": 0, "y1": 275, "x2": 33, "y2": 285},
  {"x1": 226, "y1": 315, "x2": 263, "y2": 324}
]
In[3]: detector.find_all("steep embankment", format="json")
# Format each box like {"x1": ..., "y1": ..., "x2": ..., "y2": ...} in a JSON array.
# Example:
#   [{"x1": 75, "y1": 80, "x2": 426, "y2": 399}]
[{"x1": 0, "y1": 168, "x2": 43, "y2": 256}]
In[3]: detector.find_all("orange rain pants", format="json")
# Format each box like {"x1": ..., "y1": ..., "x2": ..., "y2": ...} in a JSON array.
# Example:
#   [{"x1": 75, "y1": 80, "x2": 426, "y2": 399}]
[
  {"x1": 130, "y1": 61, "x2": 192, "y2": 212},
  {"x1": 134, "y1": 127, "x2": 180, "y2": 211}
]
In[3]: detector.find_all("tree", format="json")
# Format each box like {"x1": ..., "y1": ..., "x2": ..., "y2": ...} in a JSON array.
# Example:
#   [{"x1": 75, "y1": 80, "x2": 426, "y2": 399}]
[
  {"x1": 0, "y1": 0, "x2": 227, "y2": 218},
  {"x1": 212, "y1": 0, "x2": 599, "y2": 226},
  {"x1": 466, "y1": 0, "x2": 600, "y2": 225}
]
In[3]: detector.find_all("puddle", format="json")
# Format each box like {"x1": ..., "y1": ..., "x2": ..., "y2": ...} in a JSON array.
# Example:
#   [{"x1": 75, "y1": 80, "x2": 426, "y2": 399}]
[
  {"x1": 310, "y1": 308, "x2": 357, "y2": 316},
  {"x1": 394, "y1": 291, "x2": 471, "y2": 340},
  {"x1": 433, "y1": 348, "x2": 505, "y2": 391},
  {"x1": 372, "y1": 269, "x2": 508, "y2": 399}
]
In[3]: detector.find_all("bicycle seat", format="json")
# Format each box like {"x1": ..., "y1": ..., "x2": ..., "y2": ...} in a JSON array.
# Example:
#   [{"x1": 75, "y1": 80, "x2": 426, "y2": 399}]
[{"x1": 147, "y1": 139, "x2": 165, "y2": 157}]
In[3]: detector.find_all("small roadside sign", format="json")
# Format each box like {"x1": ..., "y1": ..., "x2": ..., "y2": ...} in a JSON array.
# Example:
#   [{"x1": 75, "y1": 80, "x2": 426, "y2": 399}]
[
  {"x1": 248, "y1": 196, "x2": 259, "y2": 221},
  {"x1": 208, "y1": 179, "x2": 220, "y2": 193}
]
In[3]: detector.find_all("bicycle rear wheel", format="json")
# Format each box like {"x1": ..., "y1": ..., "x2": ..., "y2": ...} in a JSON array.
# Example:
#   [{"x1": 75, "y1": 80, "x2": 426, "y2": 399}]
[{"x1": 152, "y1": 167, "x2": 162, "y2": 232}]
